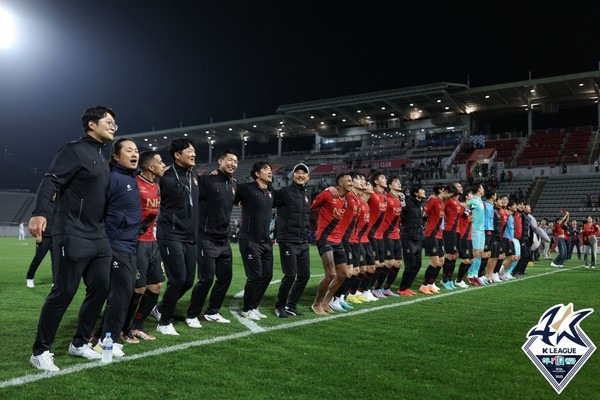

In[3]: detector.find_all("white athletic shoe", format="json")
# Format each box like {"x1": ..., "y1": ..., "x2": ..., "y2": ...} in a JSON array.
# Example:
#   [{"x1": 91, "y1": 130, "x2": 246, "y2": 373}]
[
  {"x1": 157, "y1": 323, "x2": 180, "y2": 336},
  {"x1": 455, "y1": 280, "x2": 468, "y2": 289},
  {"x1": 150, "y1": 305, "x2": 162, "y2": 322},
  {"x1": 94, "y1": 340, "x2": 126, "y2": 358},
  {"x1": 253, "y1": 308, "x2": 267, "y2": 319},
  {"x1": 428, "y1": 284, "x2": 440, "y2": 293},
  {"x1": 241, "y1": 310, "x2": 261, "y2": 321},
  {"x1": 362, "y1": 290, "x2": 379, "y2": 301},
  {"x1": 203, "y1": 313, "x2": 231, "y2": 324},
  {"x1": 185, "y1": 317, "x2": 203, "y2": 329},
  {"x1": 68, "y1": 342, "x2": 102, "y2": 360},
  {"x1": 30, "y1": 351, "x2": 60, "y2": 372},
  {"x1": 26, "y1": 279, "x2": 35, "y2": 288}
]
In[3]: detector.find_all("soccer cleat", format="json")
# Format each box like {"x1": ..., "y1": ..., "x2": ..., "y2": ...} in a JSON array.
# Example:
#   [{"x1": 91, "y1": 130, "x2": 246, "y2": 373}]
[
  {"x1": 69, "y1": 342, "x2": 102, "y2": 360},
  {"x1": 284, "y1": 306, "x2": 303, "y2": 316},
  {"x1": 240, "y1": 310, "x2": 261, "y2": 321},
  {"x1": 448, "y1": 281, "x2": 457, "y2": 289},
  {"x1": 467, "y1": 276, "x2": 480, "y2": 286},
  {"x1": 493, "y1": 273, "x2": 503, "y2": 283},
  {"x1": 253, "y1": 309, "x2": 267, "y2": 319},
  {"x1": 185, "y1": 317, "x2": 203, "y2": 329},
  {"x1": 131, "y1": 328, "x2": 156, "y2": 341},
  {"x1": 455, "y1": 280, "x2": 468, "y2": 289},
  {"x1": 419, "y1": 285, "x2": 433, "y2": 295},
  {"x1": 26, "y1": 279, "x2": 35, "y2": 288},
  {"x1": 397, "y1": 289, "x2": 414, "y2": 296},
  {"x1": 157, "y1": 323, "x2": 180, "y2": 335},
  {"x1": 275, "y1": 308, "x2": 288, "y2": 318},
  {"x1": 150, "y1": 305, "x2": 162, "y2": 322},
  {"x1": 373, "y1": 289, "x2": 386, "y2": 298},
  {"x1": 339, "y1": 298, "x2": 354, "y2": 310},
  {"x1": 328, "y1": 299, "x2": 346, "y2": 313},
  {"x1": 408, "y1": 289, "x2": 417, "y2": 295},
  {"x1": 203, "y1": 313, "x2": 231, "y2": 324},
  {"x1": 383, "y1": 288, "x2": 400, "y2": 297},
  {"x1": 428, "y1": 284, "x2": 440, "y2": 293},
  {"x1": 30, "y1": 351, "x2": 60, "y2": 372},
  {"x1": 345, "y1": 295, "x2": 363, "y2": 304},
  {"x1": 120, "y1": 331, "x2": 140, "y2": 344},
  {"x1": 362, "y1": 290, "x2": 379, "y2": 301},
  {"x1": 355, "y1": 294, "x2": 371, "y2": 302},
  {"x1": 440, "y1": 280, "x2": 454, "y2": 290},
  {"x1": 478, "y1": 276, "x2": 489, "y2": 285}
]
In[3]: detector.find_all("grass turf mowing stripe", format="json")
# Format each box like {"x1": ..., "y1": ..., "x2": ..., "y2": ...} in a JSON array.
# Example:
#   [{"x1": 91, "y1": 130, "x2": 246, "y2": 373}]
[{"x1": 0, "y1": 265, "x2": 578, "y2": 390}]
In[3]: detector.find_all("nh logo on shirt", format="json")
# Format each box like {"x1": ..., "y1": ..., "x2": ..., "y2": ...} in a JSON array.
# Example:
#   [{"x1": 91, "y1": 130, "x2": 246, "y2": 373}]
[{"x1": 522, "y1": 303, "x2": 596, "y2": 394}]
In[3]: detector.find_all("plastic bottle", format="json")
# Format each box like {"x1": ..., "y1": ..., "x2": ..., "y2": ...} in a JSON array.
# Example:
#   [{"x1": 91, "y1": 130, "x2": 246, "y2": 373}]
[{"x1": 101, "y1": 332, "x2": 113, "y2": 363}]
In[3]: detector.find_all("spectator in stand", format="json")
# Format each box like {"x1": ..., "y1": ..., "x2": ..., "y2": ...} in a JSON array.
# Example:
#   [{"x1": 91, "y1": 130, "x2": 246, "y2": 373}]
[
  {"x1": 562, "y1": 162, "x2": 567, "y2": 174},
  {"x1": 586, "y1": 193, "x2": 593, "y2": 208},
  {"x1": 595, "y1": 159, "x2": 599, "y2": 173},
  {"x1": 500, "y1": 170, "x2": 505, "y2": 182}
]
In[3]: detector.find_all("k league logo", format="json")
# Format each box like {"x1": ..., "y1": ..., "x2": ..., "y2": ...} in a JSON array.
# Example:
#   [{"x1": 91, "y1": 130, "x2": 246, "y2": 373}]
[{"x1": 522, "y1": 303, "x2": 596, "y2": 394}]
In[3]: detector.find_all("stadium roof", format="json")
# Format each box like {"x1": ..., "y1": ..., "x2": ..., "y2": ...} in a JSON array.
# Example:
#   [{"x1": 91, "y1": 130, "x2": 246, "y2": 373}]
[{"x1": 128, "y1": 70, "x2": 600, "y2": 150}]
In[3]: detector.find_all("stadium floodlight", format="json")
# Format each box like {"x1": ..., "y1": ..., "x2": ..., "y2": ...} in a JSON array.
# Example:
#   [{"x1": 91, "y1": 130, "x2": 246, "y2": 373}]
[{"x1": 0, "y1": 7, "x2": 16, "y2": 49}]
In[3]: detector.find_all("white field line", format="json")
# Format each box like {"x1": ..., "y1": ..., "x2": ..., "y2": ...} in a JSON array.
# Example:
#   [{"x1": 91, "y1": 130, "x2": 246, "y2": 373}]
[{"x1": 0, "y1": 266, "x2": 584, "y2": 389}]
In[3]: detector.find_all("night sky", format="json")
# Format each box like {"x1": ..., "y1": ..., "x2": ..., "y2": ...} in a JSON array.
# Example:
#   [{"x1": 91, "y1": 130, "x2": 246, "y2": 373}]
[{"x1": 1, "y1": 1, "x2": 599, "y2": 191}]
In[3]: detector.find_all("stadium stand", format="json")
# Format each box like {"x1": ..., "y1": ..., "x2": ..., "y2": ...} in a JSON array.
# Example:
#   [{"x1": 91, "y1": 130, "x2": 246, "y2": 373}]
[
  {"x1": 533, "y1": 174, "x2": 600, "y2": 222},
  {"x1": 517, "y1": 129, "x2": 566, "y2": 166},
  {"x1": 0, "y1": 191, "x2": 35, "y2": 225}
]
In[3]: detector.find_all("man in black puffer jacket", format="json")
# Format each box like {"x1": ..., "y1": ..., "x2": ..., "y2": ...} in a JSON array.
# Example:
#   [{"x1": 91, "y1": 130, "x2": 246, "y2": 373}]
[{"x1": 273, "y1": 163, "x2": 311, "y2": 318}]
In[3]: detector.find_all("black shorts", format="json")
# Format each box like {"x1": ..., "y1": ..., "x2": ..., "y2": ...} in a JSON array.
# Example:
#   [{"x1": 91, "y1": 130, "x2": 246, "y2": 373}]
[
  {"x1": 423, "y1": 236, "x2": 445, "y2": 257},
  {"x1": 503, "y1": 238, "x2": 515, "y2": 257},
  {"x1": 484, "y1": 233, "x2": 493, "y2": 252},
  {"x1": 489, "y1": 237, "x2": 503, "y2": 258},
  {"x1": 384, "y1": 237, "x2": 403, "y2": 260},
  {"x1": 459, "y1": 237, "x2": 473, "y2": 259},
  {"x1": 362, "y1": 242, "x2": 375, "y2": 266},
  {"x1": 317, "y1": 241, "x2": 347, "y2": 265},
  {"x1": 343, "y1": 243, "x2": 356, "y2": 266},
  {"x1": 135, "y1": 240, "x2": 164, "y2": 287},
  {"x1": 443, "y1": 231, "x2": 459, "y2": 254},
  {"x1": 352, "y1": 243, "x2": 366, "y2": 267},
  {"x1": 369, "y1": 236, "x2": 386, "y2": 263}
]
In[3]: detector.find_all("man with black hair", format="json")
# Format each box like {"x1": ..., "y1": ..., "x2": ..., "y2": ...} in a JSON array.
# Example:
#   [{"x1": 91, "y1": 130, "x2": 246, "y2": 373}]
[
  {"x1": 123, "y1": 151, "x2": 165, "y2": 341},
  {"x1": 235, "y1": 161, "x2": 274, "y2": 321},
  {"x1": 397, "y1": 183, "x2": 426, "y2": 296},
  {"x1": 273, "y1": 163, "x2": 311, "y2": 317},
  {"x1": 29, "y1": 106, "x2": 117, "y2": 371},
  {"x1": 378, "y1": 175, "x2": 404, "y2": 296},
  {"x1": 441, "y1": 182, "x2": 463, "y2": 290},
  {"x1": 187, "y1": 149, "x2": 238, "y2": 324},
  {"x1": 153, "y1": 138, "x2": 199, "y2": 335},
  {"x1": 365, "y1": 171, "x2": 388, "y2": 300}
]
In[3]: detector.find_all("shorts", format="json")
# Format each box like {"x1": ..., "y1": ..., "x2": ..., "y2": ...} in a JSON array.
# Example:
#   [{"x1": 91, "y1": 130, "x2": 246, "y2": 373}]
[
  {"x1": 369, "y1": 237, "x2": 385, "y2": 263},
  {"x1": 459, "y1": 237, "x2": 473, "y2": 259},
  {"x1": 512, "y1": 238, "x2": 521, "y2": 257},
  {"x1": 489, "y1": 237, "x2": 504, "y2": 258},
  {"x1": 472, "y1": 230, "x2": 485, "y2": 251},
  {"x1": 343, "y1": 243, "x2": 356, "y2": 266},
  {"x1": 353, "y1": 243, "x2": 366, "y2": 267},
  {"x1": 135, "y1": 240, "x2": 164, "y2": 287},
  {"x1": 384, "y1": 237, "x2": 403, "y2": 260},
  {"x1": 317, "y1": 241, "x2": 347, "y2": 265},
  {"x1": 423, "y1": 236, "x2": 445, "y2": 257},
  {"x1": 484, "y1": 232, "x2": 493, "y2": 252},
  {"x1": 362, "y1": 242, "x2": 375, "y2": 266},
  {"x1": 443, "y1": 231, "x2": 459, "y2": 254},
  {"x1": 503, "y1": 238, "x2": 515, "y2": 257}
]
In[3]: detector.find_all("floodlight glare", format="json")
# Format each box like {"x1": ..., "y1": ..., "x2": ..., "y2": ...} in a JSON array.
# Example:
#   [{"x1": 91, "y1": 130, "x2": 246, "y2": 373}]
[{"x1": 0, "y1": 7, "x2": 16, "y2": 49}]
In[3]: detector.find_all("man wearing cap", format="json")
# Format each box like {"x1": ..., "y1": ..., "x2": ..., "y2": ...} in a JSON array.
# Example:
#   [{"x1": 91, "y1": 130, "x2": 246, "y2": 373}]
[{"x1": 272, "y1": 163, "x2": 311, "y2": 317}]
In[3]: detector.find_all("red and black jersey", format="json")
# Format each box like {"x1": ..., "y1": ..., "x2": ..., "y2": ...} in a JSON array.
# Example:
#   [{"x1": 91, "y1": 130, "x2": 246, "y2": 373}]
[
  {"x1": 424, "y1": 196, "x2": 444, "y2": 239},
  {"x1": 137, "y1": 175, "x2": 160, "y2": 242},
  {"x1": 311, "y1": 189, "x2": 347, "y2": 244},
  {"x1": 458, "y1": 204, "x2": 472, "y2": 240},
  {"x1": 357, "y1": 199, "x2": 371, "y2": 244},
  {"x1": 341, "y1": 192, "x2": 359, "y2": 244},
  {"x1": 367, "y1": 189, "x2": 388, "y2": 239},
  {"x1": 348, "y1": 192, "x2": 363, "y2": 244},
  {"x1": 383, "y1": 193, "x2": 402, "y2": 240},
  {"x1": 443, "y1": 197, "x2": 461, "y2": 233}
]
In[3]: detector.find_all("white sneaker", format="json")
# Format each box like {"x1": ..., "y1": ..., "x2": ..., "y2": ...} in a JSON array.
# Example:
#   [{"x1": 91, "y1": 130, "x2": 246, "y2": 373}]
[
  {"x1": 428, "y1": 284, "x2": 440, "y2": 293},
  {"x1": 550, "y1": 262, "x2": 561, "y2": 268},
  {"x1": 30, "y1": 351, "x2": 60, "y2": 372},
  {"x1": 493, "y1": 273, "x2": 502, "y2": 283},
  {"x1": 93, "y1": 340, "x2": 125, "y2": 358},
  {"x1": 27, "y1": 279, "x2": 35, "y2": 288},
  {"x1": 240, "y1": 310, "x2": 261, "y2": 321},
  {"x1": 455, "y1": 280, "x2": 468, "y2": 288},
  {"x1": 157, "y1": 323, "x2": 179, "y2": 335},
  {"x1": 185, "y1": 317, "x2": 202, "y2": 329},
  {"x1": 68, "y1": 342, "x2": 102, "y2": 360},
  {"x1": 203, "y1": 313, "x2": 231, "y2": 324},
  {"x1": 363, "y1": 290, "x2": 379, "y2": 301},
  {"x1": 253, "y1": 308, "x2": 267, "y2": 319},
  {"x1": 150, "y1": 305, "x2": 162, "y2": 321}
]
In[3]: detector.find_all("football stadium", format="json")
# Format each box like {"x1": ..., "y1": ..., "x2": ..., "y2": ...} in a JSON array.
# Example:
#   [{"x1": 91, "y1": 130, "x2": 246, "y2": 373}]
[{"x1": 1, "y1": 69, "x2": 600, "y2": 399}]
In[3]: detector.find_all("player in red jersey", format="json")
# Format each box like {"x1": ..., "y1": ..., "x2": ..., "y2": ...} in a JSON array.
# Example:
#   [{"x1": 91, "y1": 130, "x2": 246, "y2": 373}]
[
  {"x1": 455, "y1": 189, "x2": 473, "y2": 288},
  {"x1": 374, "y1": 175, "x2": 403, "y2": 297},
  {"x1": 365, "y1": 172, "x2": 389, "y2": 300},
  {"x1": 440, "y1": 182, "x2": 463, "y2": 290},
  {"x1": 582, "y1": 215, "x2": 599, "y2": 268},
  {"x1": 420, "y1": 184, "x2": 450, "y2": 294},
  {"x1": 122, "y1": 151, "x2": 166, "y2": 341},
  {"x1": 310, "y1": 172, "x2": 353, "y2": 315}
]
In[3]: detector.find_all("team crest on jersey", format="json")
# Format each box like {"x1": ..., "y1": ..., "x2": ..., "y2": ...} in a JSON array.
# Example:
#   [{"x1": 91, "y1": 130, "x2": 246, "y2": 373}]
[
  {"x1": 305, "y1": 196, "x2": 309, "y2": 204},
  {"x1": 522, "y1": 303, "x2": 596, "y2": 394}
]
